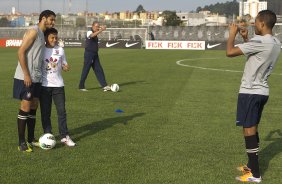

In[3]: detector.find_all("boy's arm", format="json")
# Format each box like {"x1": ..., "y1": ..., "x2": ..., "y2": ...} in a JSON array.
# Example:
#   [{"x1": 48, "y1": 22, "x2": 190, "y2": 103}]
[
  {"x1": 61, "y1": 48, "x2": 69, "y2": 71},
  {"x1": 226, "y1": 23, "x2": 244, "y2": 57},
  {"x1": 18, "y1": 29, "x2": 37, "y2": 87}
]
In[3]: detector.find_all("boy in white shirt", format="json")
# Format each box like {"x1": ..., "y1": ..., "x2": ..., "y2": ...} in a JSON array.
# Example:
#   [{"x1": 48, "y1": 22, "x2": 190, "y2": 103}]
[{"x1": 40, "y1": 28, "x2": 76, "y2": 146}]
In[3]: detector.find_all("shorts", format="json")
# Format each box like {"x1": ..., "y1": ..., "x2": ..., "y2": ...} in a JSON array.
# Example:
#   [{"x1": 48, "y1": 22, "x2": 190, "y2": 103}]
[
  {"x1": 236, "y1": 93, "x2": 268, "y2": 128},
  {"x1": 13, "y1": 78, "x2": 41, "y2": 101}
]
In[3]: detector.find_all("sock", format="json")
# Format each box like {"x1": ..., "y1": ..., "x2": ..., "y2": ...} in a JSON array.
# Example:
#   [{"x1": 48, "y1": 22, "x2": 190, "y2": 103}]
[
  {"x1": 17, "y1": 110, "x2": 29, "y2": 145},
  {"x1": 247, "y1": 132, "x2": 259, "y2": 169},
  {"x1": 27, "y1": 109, "x2": 36, "y2": 143},
  {"x1": 245, "y1": 135, "x2": 260, "y2": 178},
  {"x1": 256, "y1": 132, "x2": 260, "y2": 146}
]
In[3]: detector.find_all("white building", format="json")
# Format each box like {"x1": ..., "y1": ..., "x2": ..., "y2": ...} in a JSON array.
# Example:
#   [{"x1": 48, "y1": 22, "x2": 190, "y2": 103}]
[
  {"x1": 176, "y1": 11, "x2": 227, "y2": 26},
  {"x1": 176, "y1": 12, "x2": 205, "y2": 26},
  {"x1": 239, "y1": 0, "x2": 267, "y2": 18}
]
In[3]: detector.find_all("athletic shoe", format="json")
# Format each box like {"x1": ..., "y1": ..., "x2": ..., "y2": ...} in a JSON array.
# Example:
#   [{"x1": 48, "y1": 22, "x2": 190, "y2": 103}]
[
  {"x1": 28, "y1": 139, "x2": 40, "y2": 148},
  {"x1": 61, "y1": 135, "x2": 76, "y2": 147},
  {"x1": 103, "y1": 86, "x2": 111, "y2": 92},
  {"x1": 237, "y1": 164, "x2": 251, "y2": 173},
  {"x1": 18, "y1": 142, "x2": 33, "y2": 152},
  {"x1": 79, "y1": 88, "x2": 88, "y2": 92},
  {"x1": 236, "y1": 172, "x2": 262, "y2": 183}
]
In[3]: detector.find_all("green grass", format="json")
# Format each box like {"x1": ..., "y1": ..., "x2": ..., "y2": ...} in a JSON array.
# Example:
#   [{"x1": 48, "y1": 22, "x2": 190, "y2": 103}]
[{"x1": 1, "y1": 48, "x2": 282, "y2": 184}]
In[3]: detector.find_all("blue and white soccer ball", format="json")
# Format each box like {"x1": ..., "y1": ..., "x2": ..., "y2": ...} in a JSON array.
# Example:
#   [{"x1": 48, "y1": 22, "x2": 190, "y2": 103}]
[
  {"x1": 39, "y1": 133, "x2": 56, "y2": 150},
  {"x1": 111, "y1": 83, "x2": 120, "y2": 92}
]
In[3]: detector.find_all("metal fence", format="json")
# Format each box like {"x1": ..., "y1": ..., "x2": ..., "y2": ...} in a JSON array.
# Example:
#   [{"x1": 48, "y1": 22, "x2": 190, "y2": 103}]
[{"x1": 1, "y1": 25, "x2": 282, "y2": 43}]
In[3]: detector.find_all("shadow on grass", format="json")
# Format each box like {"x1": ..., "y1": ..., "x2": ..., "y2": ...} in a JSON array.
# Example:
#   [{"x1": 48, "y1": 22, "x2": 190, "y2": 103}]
[
  {"x1": 260, "y1": 129, "x2": 282, "y2": 176},
  {"x1": 69, "y1": 112, "x2": 145, "y2": 142},
  {"x1": 86, "y1": 80, "x2": 146, "y2": 90}
]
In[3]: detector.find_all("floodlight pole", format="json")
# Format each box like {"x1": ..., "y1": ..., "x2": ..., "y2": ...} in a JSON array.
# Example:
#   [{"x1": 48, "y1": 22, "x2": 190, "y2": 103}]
[{"x1": 85, "y1": 0, "x2": 88, "y2": 28}]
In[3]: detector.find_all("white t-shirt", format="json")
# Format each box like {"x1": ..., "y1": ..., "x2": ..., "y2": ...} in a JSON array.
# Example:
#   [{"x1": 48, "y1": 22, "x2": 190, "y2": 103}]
[
  {"x1": 238, "y1": 34, "x2": 281, "y2": 96},
  {"x1": 42, "y1": 45, "x2": 67, "y2": 87}
]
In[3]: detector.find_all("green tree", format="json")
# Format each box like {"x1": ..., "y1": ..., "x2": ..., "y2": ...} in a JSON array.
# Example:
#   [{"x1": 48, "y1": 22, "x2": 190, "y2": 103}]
[
  {"x1": 76, "y1": 17, "x2": 86, "y2": 27},
  {"x1": 135, "y1": 4, "x2": 146, "y2": 13},
  {"x1": 267, "y1": 0, "x2": 282, "y2": 15},
  {"x1": 161, "y1": 11, "x2": 182, "y2": 26},
  {"x1": 196, "y1": 0, "x2": 239, "y2": 16},
  {"x1": 0, "y1": 17, "x2": 10, "y2": 27}
]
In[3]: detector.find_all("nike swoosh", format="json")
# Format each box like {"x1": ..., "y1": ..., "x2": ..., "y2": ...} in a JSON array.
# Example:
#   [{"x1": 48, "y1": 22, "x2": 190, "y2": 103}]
[
  {"x1": 215, "y1": 33, "x2": 220, "y2": 36},
  {"x1": 106, "y1": 42, "x2": 119, "y2": 47},
  {"x1": 207, "y1": 43, "x2": 221, "y2": 49},
  {"x1": 125, "y1": 42, "x2": 139, "y2": 47}
]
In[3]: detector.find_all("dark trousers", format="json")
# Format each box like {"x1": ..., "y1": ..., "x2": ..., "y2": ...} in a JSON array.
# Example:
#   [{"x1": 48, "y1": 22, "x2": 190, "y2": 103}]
[
  {"x1": 40, "y1": 86, "x2": 68, "y2": 137},
  {"x1": 79, "y1": 51, "x2": 107, "y2": 89}
]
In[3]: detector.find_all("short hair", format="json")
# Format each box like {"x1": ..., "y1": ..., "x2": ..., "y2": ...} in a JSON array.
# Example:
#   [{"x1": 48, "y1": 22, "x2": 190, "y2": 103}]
[
  {"x1": 92, "y1": 22, "x2": 99, "y2": 26},
  {"x1": 257, "y1": 10, "x2": 277, "y2": 29},
  {"x1": 44, "y1": 28, "x2": 58, "y2": 37},
  {"x1": 39, "y1": 10, "x2": 56, "y2": 22}
]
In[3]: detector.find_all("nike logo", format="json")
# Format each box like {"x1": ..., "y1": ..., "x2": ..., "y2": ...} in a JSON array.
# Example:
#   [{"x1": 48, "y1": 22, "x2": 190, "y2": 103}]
[
  {"x1": 207, "y1": 43, "x2": 221, "y2": 49},
  {"x1": 125, "y1": 42, "x2": 139, "y2": 47},
  {"x1": 106, "y1": 42, "x2": 119, "y2": 47},
  {"x1": 215, "y1": 32, "x2": 220, "y2": 36}
]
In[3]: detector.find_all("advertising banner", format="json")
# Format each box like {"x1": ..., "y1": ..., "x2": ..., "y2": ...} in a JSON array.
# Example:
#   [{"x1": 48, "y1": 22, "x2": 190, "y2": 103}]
[
  {"x1": 0, "y1": 39, "x2": 22, "y2": 48},
  {"x1": 98, "y1": 41, "x2": 142, "y2": 49},
  {"x1": 145, "y1": 41, "x2": 205, "y2": 50}
]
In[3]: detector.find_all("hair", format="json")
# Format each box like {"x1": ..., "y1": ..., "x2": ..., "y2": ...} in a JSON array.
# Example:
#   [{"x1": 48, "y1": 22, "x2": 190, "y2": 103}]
[
  {"x1": 92, "y1": 21, "x2": 98, "y2": 26},
  {"x1": 39, "y1": 10, "x2": 56, "y2": 22},
  {"x1": 257, "y1": 10, "x2": 277, "y2": 29},
  {"x1": 44, "y1": 27, "x2": 58, "y2": 37}
]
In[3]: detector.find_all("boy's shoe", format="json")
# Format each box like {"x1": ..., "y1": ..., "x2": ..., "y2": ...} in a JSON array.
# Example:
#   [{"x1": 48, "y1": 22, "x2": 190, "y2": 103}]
[
  {"x1": 79, "y1": 88, "x2": 88, "y2": 92},
  {"x1": 61, "y1": 135, "x2": 76, "y2": 147},
  {"x1": 103, "y1": 86, "x2": 111, "y2": 92},
  {"x1": 236, "y1": 172, "x2": 262, "y2": 183},
  {"x1": 237, "y1": 164, "x2": 251, "y2": 173},
  {"x1": 28, "y1": 139, "x2": 40, "y2": 148},
  {"x1": 18, "y1": 142, "x2": 33, "y2": 152}
]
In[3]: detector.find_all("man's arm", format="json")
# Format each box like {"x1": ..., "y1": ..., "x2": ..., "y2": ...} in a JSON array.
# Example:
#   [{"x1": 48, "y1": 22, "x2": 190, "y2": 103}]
[
  {"x1": 226, "y1": 23, "x2": 244, "y2": 57},
  {"x1": 89, "y1": 25, "x2": 106, "y2": 38},
  {"x1": 17, "y1": 29, "x2": 37, "y2": 87}
]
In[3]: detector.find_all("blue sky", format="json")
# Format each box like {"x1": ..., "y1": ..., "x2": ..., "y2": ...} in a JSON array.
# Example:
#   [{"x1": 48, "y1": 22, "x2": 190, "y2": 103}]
[{"x1": 0, "y1": 0, "x2": 233, "y2": 14}]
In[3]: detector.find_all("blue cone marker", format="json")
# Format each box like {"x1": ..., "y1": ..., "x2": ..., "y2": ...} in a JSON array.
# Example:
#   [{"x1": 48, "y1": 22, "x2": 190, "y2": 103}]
[{"x1": 115, "y1": 109, "x2": 124, "y2": 113}]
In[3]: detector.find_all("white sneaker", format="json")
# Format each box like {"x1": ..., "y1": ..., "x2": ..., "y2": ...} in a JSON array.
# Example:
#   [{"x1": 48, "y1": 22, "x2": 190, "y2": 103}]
[
  {"x1": 61, "y1": 135, "x2": 76, "y2": 147},
  {"x1": 79, "y1": 88, "x2": 88, "y2": 92},
  {"x1": 103, "y1": 86, "x2": 111, "y2": 92}
]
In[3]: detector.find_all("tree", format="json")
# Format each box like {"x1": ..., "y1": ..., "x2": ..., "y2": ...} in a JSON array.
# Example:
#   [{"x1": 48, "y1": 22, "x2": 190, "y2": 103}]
[
  {"x1": 0, "y1": 17, "x2": 10, "y2": 27},
  {"x1": 76, "y1": 17, "x2": 86, "y2": 27},
  {"x1": 161, "y1": 11, "x2": 182, "y2": 26},
  {"x1": 267, "y1": 0, "x2": 282, "y2": 15},
  {"x1": 196, "y1": 0, "x2": 239, "y2": 16},
  {"x1": 135, "y1": 4, "x2": 146, "y2": 13}
]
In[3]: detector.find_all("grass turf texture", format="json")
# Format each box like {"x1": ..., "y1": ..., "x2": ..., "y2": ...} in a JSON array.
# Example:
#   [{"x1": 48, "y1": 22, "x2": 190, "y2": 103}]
[{"x1": 0, "y1": 48, "x2": 282, "y2": 183}]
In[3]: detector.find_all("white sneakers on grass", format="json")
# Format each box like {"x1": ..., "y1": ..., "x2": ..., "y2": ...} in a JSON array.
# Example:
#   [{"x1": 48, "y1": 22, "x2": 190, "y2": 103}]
[
  {"x1": 103, "y1": 86, "x2": 111, "y2": 92},
  {"x1": 61, "y1": 135, "x2": 76, "y2": 147}
]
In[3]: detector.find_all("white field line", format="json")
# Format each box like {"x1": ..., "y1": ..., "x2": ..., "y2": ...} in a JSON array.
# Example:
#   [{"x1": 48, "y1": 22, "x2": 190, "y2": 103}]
[{"x1": 176, "y1": 58, "x2": 282, "y2": 76}]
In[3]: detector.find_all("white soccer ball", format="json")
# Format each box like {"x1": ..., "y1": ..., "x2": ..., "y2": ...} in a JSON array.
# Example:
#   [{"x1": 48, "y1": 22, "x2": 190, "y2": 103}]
[
  {"x1": 39, "y1": 133, "x2": 56, "y2": 150},
  {"x1": 111, "y1": 83, "x2": 120, "y2": 92}
]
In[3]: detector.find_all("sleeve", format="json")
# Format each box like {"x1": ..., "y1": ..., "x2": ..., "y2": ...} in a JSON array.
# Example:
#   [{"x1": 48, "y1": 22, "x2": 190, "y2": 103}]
[
  {"x1": 237, "y1": 38, "x2": 266, "y2": 57},
  {"x1": 61, "y1": 48, "x2": 67, "y2": 65},
  {"x1": 86, "y1": 31, "x2": 92, "y2": 39}
]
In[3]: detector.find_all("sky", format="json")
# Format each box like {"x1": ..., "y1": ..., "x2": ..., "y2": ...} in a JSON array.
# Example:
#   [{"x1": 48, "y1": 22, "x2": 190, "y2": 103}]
[{"x1": 0, "y1": 0, "x2": 234, "y2": 14}]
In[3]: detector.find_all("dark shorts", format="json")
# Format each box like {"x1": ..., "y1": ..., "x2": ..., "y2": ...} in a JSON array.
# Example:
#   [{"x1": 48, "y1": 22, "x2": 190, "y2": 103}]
[
  {"x1": 236, "y1": 93, "x2": 268, "y2": 128},
  {"x1": 13, "y1": 79, "x2": 41, "y2": 101}
]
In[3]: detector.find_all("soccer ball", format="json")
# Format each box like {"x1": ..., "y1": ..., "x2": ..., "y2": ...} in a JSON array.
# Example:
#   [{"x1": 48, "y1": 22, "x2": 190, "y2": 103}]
[
  {"x1": 39, "y1": 133, "x2": 56, "y2": 150},
  {"x1": 111, "y1": 83, "x2": 120, "y2": 92}
]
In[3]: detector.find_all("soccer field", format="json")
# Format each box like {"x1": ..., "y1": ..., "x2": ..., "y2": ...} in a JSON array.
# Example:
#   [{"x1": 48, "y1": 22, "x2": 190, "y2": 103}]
[{"x1": 1, "y1": 48, "x2": 282, "y2": 183}]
